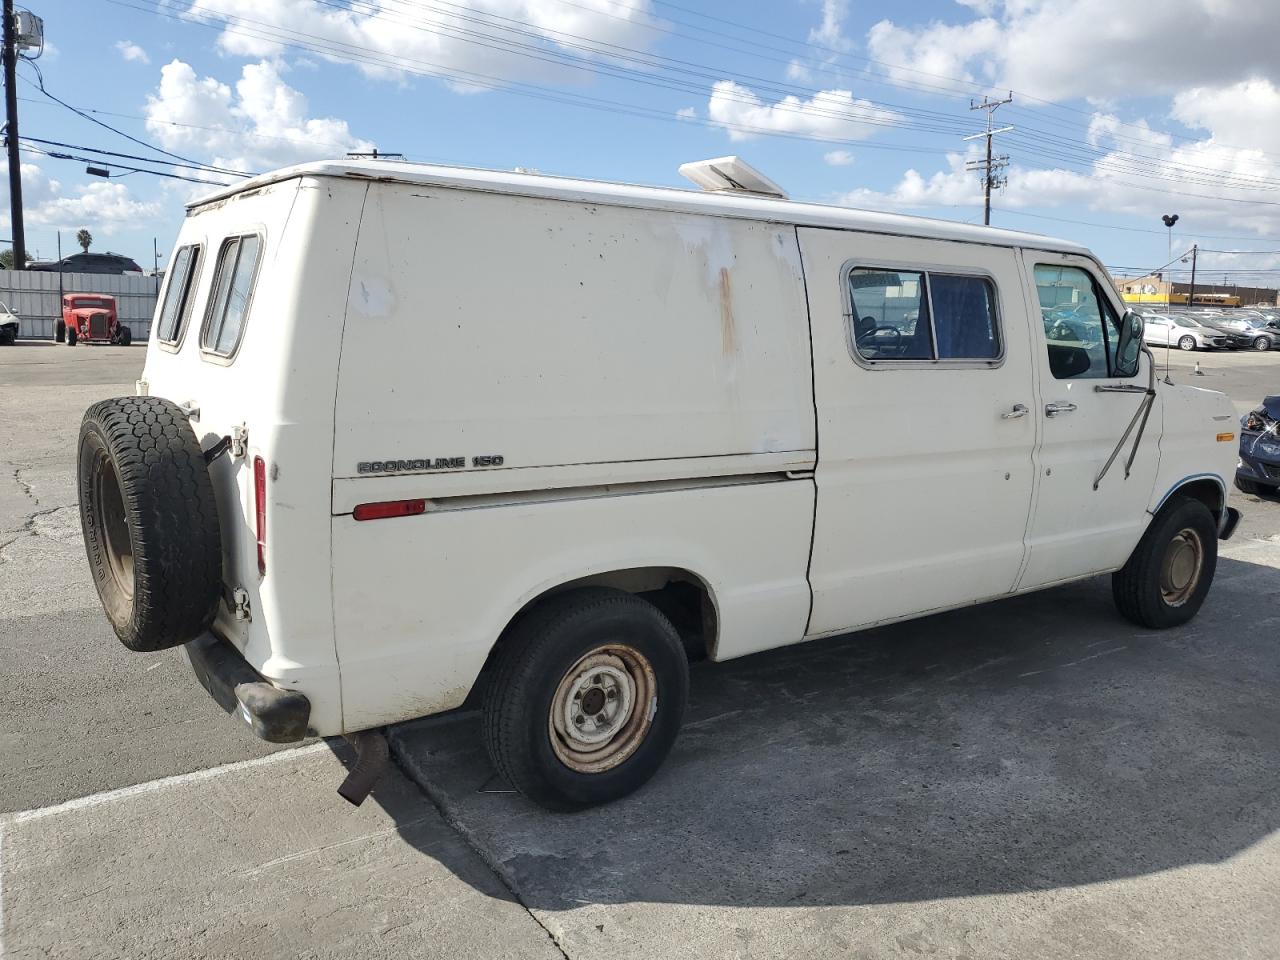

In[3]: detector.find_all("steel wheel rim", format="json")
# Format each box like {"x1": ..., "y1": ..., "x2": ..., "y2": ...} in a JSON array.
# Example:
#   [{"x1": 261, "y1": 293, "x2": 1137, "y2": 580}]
[
  {"x1": 1160, "y1": 527, "x2": 1203, "y2": 607},
  {"x1": 93, "y1": 451, "x2": 134, "y2": 601},
  {"x1": 549, "y1": 644, "x2": 657, "y2": 774}
]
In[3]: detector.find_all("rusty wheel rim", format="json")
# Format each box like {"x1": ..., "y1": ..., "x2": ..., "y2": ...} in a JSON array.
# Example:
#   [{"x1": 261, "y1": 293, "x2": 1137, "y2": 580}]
[
  {"x1": 92, "y1": 451, "x2": 134, "y2": 601},
  {"x1": 549, "y1": 644, "x2": 657, "y2": 774},
  {"x1": 1160, "y1": 527, "x2": 1203, "y2": 607}
]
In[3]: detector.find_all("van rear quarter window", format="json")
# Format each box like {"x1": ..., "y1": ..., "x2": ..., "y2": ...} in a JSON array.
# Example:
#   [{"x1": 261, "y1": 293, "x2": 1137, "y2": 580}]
[
  {"x1": 155, "y1": 244, "x2": 202, "y2": 344},
  {"x1": 201, "y1": 234, "x2": 263, "y2": 358}
]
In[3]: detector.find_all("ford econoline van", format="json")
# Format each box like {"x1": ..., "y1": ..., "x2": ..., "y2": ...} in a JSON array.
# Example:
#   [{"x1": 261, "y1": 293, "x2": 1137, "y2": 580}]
[{"x1": 77, "y1": 158, "x2": 1241, "y2": 810}]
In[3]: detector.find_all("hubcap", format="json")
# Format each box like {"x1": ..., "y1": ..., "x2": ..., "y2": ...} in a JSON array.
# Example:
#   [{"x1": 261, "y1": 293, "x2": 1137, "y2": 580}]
[
  {"x1": 1160, "y1": 528, "x2": 1203, "y2": 607},
  {"x1": 549, "y1": 645, "x2": 657, "y2": 774},
  {"x1": 92, "y1": 451, "x2": 134, "y2": 601}
]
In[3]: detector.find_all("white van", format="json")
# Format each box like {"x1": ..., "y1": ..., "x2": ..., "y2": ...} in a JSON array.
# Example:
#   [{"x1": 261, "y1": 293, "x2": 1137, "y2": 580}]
[{"x1": 77, "y1": 158, "x2": 1241, "y2": 810}]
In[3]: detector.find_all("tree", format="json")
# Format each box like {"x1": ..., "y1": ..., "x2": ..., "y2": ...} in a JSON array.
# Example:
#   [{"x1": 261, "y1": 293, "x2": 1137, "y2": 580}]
[
  {"x1": 0, "y1": 248, "x2": 32, "y2": 269},
  {"x1": 76, "y1": 229, "x2": 92, "y2": 254}
]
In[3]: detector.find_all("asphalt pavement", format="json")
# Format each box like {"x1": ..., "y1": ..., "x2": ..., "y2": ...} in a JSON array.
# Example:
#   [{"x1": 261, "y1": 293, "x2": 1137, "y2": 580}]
[{"x1": 2, "y1": 341, "x2": 1279, "y2": 959}]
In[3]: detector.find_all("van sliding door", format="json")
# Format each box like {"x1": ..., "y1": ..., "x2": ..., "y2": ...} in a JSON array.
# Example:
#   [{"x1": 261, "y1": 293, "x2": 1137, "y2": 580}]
[{"x1": 798, "y1": 228, "x2": 1038, "y2": 636}]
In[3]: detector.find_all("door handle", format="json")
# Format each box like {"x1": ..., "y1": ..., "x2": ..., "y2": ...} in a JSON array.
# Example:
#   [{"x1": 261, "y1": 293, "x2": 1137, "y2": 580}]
[
  {"x1": 1001, "y1": 403, "x2": 1029, "y2": 420},
  {"x1": 1045, "y1": 401, "x2": 1078, "y2": 417}
]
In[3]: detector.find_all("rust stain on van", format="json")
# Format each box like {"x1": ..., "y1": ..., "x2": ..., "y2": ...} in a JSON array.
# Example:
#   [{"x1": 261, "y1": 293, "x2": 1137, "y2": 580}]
[{"x1": 718, "y1": 267, "x2": 737, "y2": 356}]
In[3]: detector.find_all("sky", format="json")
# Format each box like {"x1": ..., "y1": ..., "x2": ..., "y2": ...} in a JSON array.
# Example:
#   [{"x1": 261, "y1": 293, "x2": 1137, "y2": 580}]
[{"x1": 6, "y1": 0, "x2": 1280, "y2": 288}]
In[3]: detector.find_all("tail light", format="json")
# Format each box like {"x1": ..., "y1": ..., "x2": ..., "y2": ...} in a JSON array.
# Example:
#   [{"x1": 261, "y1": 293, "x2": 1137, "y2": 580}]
[
  {"x1": 253, "y1": 455, "x2": 267, "y2": 576},
  {"x1": 353, "y1": 498, "x2": 426, "y2": 521}
]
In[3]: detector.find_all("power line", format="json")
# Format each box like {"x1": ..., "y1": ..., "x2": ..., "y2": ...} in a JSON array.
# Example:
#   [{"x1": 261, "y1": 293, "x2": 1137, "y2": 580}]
[
  {"x1": 18, "y1": 143, "x2": 227, "y2": 184},
  {"x1": 21, "y1": 135, "x2": 255, "y2": 178}
]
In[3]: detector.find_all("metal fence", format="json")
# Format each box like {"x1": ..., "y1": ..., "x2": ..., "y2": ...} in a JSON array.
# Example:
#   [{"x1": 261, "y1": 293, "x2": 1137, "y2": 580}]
[{"x1": 1, "y1": 269, "x2": 160, "y2": 340}]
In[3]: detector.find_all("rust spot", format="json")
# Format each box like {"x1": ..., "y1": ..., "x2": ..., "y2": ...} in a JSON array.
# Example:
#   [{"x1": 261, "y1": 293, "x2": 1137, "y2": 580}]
[{"x1": 719, "y1": 267, "x2": 737, "y2": 356}]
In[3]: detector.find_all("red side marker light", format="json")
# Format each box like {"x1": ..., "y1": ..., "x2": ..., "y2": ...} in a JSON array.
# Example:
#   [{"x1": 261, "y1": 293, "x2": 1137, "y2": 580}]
[
  {"x1": 253, "y1": 455, "x2": 267, "y2": 576},
  {"x1": 353, "y1": 499, "x2": 427, "y2": 522}
]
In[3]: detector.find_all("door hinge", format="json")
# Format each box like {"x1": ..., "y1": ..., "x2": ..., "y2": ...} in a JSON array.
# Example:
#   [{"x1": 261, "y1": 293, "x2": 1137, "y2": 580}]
[
  {"x1": 230, "y1": 424, "x2": 249, "y2": 460},
  {"x1": 232, "y1": 587, "x2": 252, "y2": 622}
]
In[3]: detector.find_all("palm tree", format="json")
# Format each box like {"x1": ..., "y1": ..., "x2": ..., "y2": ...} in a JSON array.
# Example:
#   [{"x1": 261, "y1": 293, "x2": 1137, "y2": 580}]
[{"x1": 76, "y1": 229, "x2": 92, "y2": 254}]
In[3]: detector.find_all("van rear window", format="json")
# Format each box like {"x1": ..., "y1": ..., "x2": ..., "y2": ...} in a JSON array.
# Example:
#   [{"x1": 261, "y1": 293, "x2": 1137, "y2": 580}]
[
  {"x1": 155, "y1": 244, "x2": 202, "y2": 344},
  {"x1": 201, "y1": 234, "x2": 262, "y2": 358}
]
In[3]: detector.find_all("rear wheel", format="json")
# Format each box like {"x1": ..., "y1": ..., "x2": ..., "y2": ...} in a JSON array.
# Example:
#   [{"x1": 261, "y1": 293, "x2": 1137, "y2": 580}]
[
  {"x1": 66, "y1": 326, "x2": 77, "y2": 346},
  {"x1": 78, "y1": 397, "x2": 223, "y2": 652},
  {"x1": 1254, "y1": 336, "x2": 1272, "y2": 351},
  {"x1": 1112, "y1": 497, "x2": 1218, "y2": 629},
  {"x1": 54, "y1": 319, "x2": 65, "y2": 343},
  {"x1": 1178, "y1": 335, "x2": 1197, "y2": 351},
  {"x1": 483, "y1": 588, "x2": 689, "y2": 811}
]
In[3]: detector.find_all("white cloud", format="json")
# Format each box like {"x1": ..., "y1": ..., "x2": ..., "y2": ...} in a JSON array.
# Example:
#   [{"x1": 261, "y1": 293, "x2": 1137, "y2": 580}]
[
  {"x1": 180, "y1": 0, "x2": 657, "y2": 90},
  {"x1": 867, "y1": 0, "x2": 1280, "y2": 101},
  {"x1": 824, "y1": 150, "x2": 855, "y2": 166},
  {"x1": 809, "y1": 0, "x2": 853, "y2": 51},
  {"x1": 144, "y1": 59, "x2": 372, "y2": 177},
  {"x1": 115, "y1": 40, "x2": 150, "y2": 64},
  {"x1": 0, "y1": 162, "x2": 162, "y2": 234},
  {"x1": 675, "y1": 106, "x2": 696, "y2": 121},
  {"x1": 707, "y1": 80, "x2": 903, "y2": 142}
]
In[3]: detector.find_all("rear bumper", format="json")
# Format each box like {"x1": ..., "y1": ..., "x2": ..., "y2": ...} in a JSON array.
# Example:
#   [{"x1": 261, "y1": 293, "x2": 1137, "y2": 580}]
[{"x1": 184, "y1": 632, "x2": 312, "y2": 743}]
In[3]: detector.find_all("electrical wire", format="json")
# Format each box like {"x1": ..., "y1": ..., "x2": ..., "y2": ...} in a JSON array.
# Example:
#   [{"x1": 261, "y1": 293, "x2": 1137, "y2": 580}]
[{"x1": 21, "y1": 135, "x2": 257, "y2": 178}]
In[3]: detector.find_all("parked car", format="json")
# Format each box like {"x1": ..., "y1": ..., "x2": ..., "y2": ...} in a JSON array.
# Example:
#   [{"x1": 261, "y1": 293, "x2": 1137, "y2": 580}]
[
  {"x1": 75, "y1": 158, "x2": 1241, "y2": 811},
  {"x1": 29, "y1": 252, "x2": 144, "y2": 275},
  {"x1": 1237, "y1": 397, "x2": 1280, "y2": 496},
  {"x1": 1193, "y1": 317, "x2": 1256, "y2": 350},
  {"x1": 0, "y1": 300, "x2": 18, "y2": 344},
  {"x1": 56, "y1": 293, "x2": 131, "y2": 345},
  {"x1": 1142, "y1": 313, "x2": 1231, "y2": 350}
]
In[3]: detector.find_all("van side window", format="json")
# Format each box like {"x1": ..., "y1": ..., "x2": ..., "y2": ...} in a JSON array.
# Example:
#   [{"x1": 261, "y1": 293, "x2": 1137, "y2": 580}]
[
  {"x1": 201, "y1": 234, "x2": 263, "y2": 357},
  {"x1": 848, "y1": 267, "x2": 1001, "y2": 363},
  {"x1": 1035, "y1": 264, "x2": 1121, "y2": 380},
  {"x1": 154, "y1": 244, "x2": 202, "y2": 344}
]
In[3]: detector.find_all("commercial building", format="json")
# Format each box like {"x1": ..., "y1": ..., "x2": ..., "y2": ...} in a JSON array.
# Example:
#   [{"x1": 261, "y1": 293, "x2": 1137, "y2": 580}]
[{"x1": 1115, "y1": 272, "x2": 1279, "y2": 308}]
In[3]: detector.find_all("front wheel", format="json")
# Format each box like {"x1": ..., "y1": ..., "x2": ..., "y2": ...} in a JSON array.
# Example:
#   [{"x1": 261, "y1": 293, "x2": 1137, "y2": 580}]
[
  {"x1": 54, "y1": 319, "x2": 65, "y2": 343},
  {"x1": 482, "y1": 588, "x2": 689, "y2": 811},
  {"x1": 1113, "y1": 497, "x2": 1218, "y2": 629},
  {"x1": 66, "y1": 327, "x2": 77, "y2": 346},
  {"x1": 115, "y1": 325, "x2": 132, "y2": 346},
  {"x1": 1178, "y1": 336, "x2": 1197, "y2": 351}
]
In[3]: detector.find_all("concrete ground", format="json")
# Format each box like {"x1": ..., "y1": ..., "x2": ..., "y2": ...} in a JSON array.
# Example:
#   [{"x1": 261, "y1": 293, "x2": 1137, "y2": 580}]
[{"x1": 2, "y1": 342, "x2": 1279, "y2": 959}]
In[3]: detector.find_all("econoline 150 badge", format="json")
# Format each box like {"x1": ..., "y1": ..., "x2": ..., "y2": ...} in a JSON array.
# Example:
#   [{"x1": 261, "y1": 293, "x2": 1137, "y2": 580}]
[{"x1": 357, "y1": 455, "x2": 504, "y2": 474}]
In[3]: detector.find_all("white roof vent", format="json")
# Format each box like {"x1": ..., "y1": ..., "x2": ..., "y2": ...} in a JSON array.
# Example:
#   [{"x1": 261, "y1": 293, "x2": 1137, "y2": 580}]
[{"x1": 678, "y1": 156, "x2": 788, "y2": 199}]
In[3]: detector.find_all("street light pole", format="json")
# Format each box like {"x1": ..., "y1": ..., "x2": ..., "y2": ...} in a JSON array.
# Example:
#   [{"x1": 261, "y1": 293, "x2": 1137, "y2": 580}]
[{"x1": 3, "y1": 0, "x2": 26, "y2": 270}]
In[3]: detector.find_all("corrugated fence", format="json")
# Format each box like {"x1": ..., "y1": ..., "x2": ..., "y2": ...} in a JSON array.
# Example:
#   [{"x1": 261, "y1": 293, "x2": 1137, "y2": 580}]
[{"x1": 1, "y1": 269, "x2": 159, "y2": 340}]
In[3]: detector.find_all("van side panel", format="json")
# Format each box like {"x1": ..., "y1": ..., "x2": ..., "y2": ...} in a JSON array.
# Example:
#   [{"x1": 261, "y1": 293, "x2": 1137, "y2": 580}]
[
  {"x1": 332, "y1": 183, "x2": 816, "y2": 477},
  {"x1": 329, "y1": 182, "x2": 818, "y2": 732},
  {"x1": 140, "y1": 177, "x2": 369, "y2": 736}
]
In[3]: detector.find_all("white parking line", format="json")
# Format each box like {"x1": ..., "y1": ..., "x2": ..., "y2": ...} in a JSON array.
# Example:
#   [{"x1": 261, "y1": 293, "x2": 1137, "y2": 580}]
[{"x1": 3, "y1": 742, "x2": 328, "y2": 826}]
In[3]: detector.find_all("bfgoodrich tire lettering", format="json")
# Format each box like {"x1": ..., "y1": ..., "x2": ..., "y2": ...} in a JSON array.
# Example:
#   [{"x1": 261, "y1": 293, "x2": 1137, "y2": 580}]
[
  {"x1": 1112, "y1": 497, "x2": 1218, "y2": 629},
  {"x1": 482, "y1": 587, "x2": 689, "y2": 811},
  {"x1": 78, "y1": 397, "x2": 222, "y2": 652}
]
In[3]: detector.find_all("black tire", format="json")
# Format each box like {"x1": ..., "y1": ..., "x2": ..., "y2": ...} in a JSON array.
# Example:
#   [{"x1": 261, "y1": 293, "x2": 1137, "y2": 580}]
[
  {"x1": 66, "y1": 326, "x2": 77, "y2": 346},
  {"x1": 1112, "y1": 497, "x2": 1218, "y2": 629},
  {"x1": 1254, "y1": 336, "x2": 1271, "y2": 351},
  {"x1": 116, "y1": 325, "x2": 132, "y2": 346},
  {"x1": 77, "y1": 397, "x2": 222, "y2": 652},
  {"x1": 1178, "y1": 336, "x2": 1197, "y2": 351},
  {"x1": 54, "y1": 319, "x2": 65, "y2": 343},
  {"x1": 482, "y1": 587, "x2": 689, "y2": 811},
  {"x1": 1236, "y1": 476, "x2": 1276, "y2": 496}
]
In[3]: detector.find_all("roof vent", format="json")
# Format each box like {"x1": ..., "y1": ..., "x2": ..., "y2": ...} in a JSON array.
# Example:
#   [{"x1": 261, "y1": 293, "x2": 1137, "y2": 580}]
[{"x1": 678, "y1": 156, "x2": 788, "y2": 199}]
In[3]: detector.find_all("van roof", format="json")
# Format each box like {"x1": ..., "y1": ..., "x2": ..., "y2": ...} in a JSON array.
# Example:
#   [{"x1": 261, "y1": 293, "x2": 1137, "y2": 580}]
[{"x1": 189, "y1": 159, "x2": 1091, "y2": 257}]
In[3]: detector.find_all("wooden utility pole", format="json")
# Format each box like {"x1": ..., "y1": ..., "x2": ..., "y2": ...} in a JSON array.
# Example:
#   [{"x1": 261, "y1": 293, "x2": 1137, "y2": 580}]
[
  {"x1": 3, "y1": 0, "x2": 26, "y2": 269},
  {"x1": 965, "y1": 93, "x2": 1013, "y2": 226}
]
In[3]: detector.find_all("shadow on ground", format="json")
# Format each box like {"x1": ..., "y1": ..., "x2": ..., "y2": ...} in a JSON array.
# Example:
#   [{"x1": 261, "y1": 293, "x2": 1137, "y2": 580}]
[{"x1": 347, "y1": 557, "x2": 1280, "y2": 914}]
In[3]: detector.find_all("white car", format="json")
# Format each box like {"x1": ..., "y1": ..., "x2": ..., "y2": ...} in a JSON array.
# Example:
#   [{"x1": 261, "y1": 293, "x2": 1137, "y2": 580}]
[
  {"x1": 1142, "y1": 313, "x2": 1231, "y2": 351},
  {"x1": 74, "y1": 158, "x2": 1241, "y2": 810},
  {"x1": 0, "y1": 300, "x2": 20, "y2": 345}
]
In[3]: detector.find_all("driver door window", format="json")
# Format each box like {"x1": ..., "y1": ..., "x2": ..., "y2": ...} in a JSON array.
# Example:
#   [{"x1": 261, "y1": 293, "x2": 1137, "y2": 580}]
[{"x1": 1035, "y1": 264, "x2": 1122, "y2": 379}]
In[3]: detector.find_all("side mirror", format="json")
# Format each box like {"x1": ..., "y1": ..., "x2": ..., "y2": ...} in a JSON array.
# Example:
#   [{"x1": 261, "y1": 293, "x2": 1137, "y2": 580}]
[{"x1": 1115, "y1": 310, "x2": 1144, "y2": 378}]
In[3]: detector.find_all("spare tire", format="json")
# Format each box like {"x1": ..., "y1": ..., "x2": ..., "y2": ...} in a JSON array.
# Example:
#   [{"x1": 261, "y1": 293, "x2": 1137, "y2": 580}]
[{"x1": 78, "y1": 397, "x2": 223, "y2": 652}]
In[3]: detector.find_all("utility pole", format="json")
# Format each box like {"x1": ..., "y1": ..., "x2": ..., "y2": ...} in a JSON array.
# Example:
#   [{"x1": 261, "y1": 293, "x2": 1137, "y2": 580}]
[
  {"x1": 1186, "y1": 244, "x2": 1198, "y2": 309},
  {"x1": 3, "y1": 0, "x2": 25, "y2": 270},
  {"x1": 965, "y1": 93, "x2": 1013, "y2": 226}
]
